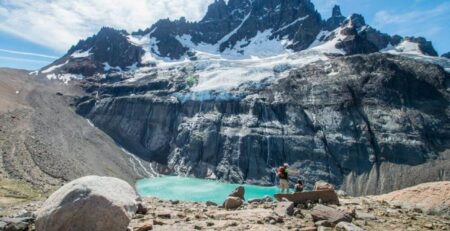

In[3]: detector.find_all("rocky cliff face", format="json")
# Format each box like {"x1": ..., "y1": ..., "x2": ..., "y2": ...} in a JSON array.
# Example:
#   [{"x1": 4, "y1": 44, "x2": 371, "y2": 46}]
[
  {"x1": 73, "y1": 53, "x2": 450, "y2": 195},
  {"x1": 36, "y1": 0, "x2": 450, "y2": 196}
]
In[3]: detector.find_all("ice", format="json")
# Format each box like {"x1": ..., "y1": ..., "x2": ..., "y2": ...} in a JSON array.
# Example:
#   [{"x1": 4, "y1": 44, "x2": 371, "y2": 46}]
[{"x1": 70, "y1": 48, "x2": 92, "y2": 58}]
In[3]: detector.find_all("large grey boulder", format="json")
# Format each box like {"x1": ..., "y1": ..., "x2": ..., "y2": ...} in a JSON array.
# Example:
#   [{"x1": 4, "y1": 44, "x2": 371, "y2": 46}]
[{"x1": 35, "y1": 176, "x2": 139, "y2": 231}]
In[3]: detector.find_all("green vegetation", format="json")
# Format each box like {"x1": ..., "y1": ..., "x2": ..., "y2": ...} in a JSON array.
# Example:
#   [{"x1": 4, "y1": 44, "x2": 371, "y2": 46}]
[
  {"x1": 0, "y1": 179, "x2": 43, "y2": 209},
  {"x1": 186, "y1": 75, "x2": 199, "y2": 88}
]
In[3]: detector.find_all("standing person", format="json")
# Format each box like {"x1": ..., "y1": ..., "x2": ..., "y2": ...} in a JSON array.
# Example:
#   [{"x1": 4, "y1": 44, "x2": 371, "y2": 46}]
[
  {"x1": 277, "y1": 163, "x2": 289, "y2": 193},
  {"x1": 295, "y1": 179, "x2": 304, "y2": 193}
]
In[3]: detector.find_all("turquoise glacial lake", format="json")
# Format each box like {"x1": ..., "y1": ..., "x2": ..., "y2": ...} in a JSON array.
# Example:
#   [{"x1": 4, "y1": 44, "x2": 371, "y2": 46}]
[{"x1": 136, "y1": 176, "x2": 281, "y2": 204}]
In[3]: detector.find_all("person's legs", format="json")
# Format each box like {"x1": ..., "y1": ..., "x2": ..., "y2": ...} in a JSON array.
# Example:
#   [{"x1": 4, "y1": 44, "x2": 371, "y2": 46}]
[{"x1": 280, "y1": 179, "x2": 288, "y2": 193}]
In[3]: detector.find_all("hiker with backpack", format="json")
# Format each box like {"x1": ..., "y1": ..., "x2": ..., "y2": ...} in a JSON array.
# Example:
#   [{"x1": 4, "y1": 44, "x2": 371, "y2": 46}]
[{"x1": 277, "y1": 163, "x2": 290, "y2": 193}]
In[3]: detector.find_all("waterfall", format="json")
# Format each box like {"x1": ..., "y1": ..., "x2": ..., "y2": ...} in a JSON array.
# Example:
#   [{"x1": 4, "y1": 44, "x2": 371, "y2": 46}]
[
  {"x1": 311, "y1": 81, "x2": 317, "y2": 125},
  {"x1": 266, "y1": 135, "x2": 271, "y2": 166},
  {"x1": 120, "y1": 147, "x2": 155, "y2": 177},
  {"x1": 263, "y1": 104, "x2": 271, "y2": 167}
]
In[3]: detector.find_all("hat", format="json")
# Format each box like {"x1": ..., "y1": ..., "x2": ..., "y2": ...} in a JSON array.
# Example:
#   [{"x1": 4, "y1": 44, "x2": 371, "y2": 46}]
[{"x1": 283, "y1": 163, "x2": 289, "y2": 167}]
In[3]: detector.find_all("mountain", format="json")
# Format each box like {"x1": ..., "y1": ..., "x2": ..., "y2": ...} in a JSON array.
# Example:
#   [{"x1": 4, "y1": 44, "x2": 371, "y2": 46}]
[
  {"x1": 32, "y1": 0, "x2": 450, "y2": 196},
  {"x1": 41, "y1": 0, "x2": 440, "y2": 78},
  {"x1": 443, "y1": 52, "x2": 450, "y2": 59}
]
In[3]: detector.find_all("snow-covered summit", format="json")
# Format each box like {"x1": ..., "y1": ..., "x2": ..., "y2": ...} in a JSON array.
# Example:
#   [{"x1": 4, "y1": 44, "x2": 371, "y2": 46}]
[{"x1": 38, "y1": 0, "x2": 443, "y2": 86}]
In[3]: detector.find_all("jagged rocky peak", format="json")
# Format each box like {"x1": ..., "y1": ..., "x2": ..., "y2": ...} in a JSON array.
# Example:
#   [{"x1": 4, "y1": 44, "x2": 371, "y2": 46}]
[
  {"x1": 442, "y1": 52, "x2": 450, "y2": 59},
  {"x1": 41, "y1": 27, "x2": 145, "y2": 76},
  {"x1": 146, "y1": 0, "x2": 323, "y2": 58},
  {"x1": 39, "y1": 0, "x2": 444, "y2": 78},
  {"x1": 325, "y1": 5, "x2": 346, "y2": 30}
]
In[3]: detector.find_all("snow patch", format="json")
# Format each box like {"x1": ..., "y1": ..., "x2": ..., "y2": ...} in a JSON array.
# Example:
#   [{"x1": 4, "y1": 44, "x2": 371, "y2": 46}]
[
  {"x1": 103, "y1": 62, "x2": 122, "y2": 72},
  {"x1": 383, "y1": 40, "x2": 424, "y2": 56},
  {"x1": 71, "y1": 48, "x2": 92, "y2": 58},
  {"x1": 217, "y1": 10, "x2": 252, "y2": 46},
  {"x1": 308, "y1": 27, "x2": 346, "y2": 55},
  {"x1": 274, "y1": 15, "x2": 309, "y2": 33},
  {"x1": 46, "y1": 73, "x2": 83, "y2": 84},
  {"x1": 41, "y1": 60, "x2": 69, "y2": 74}
]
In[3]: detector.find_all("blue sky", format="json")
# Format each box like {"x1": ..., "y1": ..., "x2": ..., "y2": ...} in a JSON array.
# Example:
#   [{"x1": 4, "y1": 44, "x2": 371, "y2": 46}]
[{"x1": 0, "y1": 0, "x2": 449, "y2": 70}]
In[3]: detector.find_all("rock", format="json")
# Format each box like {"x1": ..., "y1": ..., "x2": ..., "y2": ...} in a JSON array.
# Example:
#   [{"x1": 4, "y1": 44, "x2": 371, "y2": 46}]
[
  {"x1": 153, "y1": 220, "x2": 165, "y2": 226},
  {"x1": 170, "y1": 200, "x2": 180, "y2": 205},
  {"x1": 311, "y1": 205, "x2": 352, "y2": 226},
  {"x1": 315, "y1": 220, "x2": 332, "y2": 227},
  {"x1": 223, "y1": 196, "x2": 243, "y2": 210},
  {"x1": 4, "y1": 222, "x2": 29, "y2": 231},
  {"x1": 156, "y1": 211, "x2": 171, "y2": 219},
  {"x1": 136, "y1": 202, "x2": 148, "y2": 215},
  {"x1": 248, "y1": 196, "x2": 273, "y2": 204},
  {"x1": 336, "y1": 190, "x2": 348, "y2": 197},
  {"x1": 205, "y1": 201, "x2": 217, "y2": 206},
  {"x1": 355, "y1": 212, "x2": 376, "y2": 221},
  {"x1": 274, "y1": 201, "x2": 295, "y2": 216},
  {"x1": 314, "y1": 181, "x2": 336, "y2": 191},
  {"x1": 0, "y1": 217, "x2": 32, "y2": 231},
  {"x1": 335, "y1": 222, "x2": 365, "y2": 231},
  {"x1": 371, "y1": 182, "x2": 450, "y2": 215},
  {"x1": 423, "y1": 223, "x2": 433, "y2": 229},
  {"x1": 229, "y1": 186, "x2": 245, "y2": 200},
  {"x1": 0, "y1": 221, "x2": 7, "y2": 230},
  {"x1": 35, "y1": 176, "x2": 138, "y2": 231},
  {"x1": 301, "y1": 227, "x2": 317, "y2": 231},
  {"x1": 317, "y1": 226, "x2": 333, "y2": 231},
  {"x1": 13, "y1": 210, "x2": 33, "y2": 219},
  {"x1": 135, "y1": 223, "x2": 153, "y2": 231}
]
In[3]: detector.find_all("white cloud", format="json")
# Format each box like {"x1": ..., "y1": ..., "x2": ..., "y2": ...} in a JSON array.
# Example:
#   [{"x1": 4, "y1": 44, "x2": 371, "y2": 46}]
[
  {"x1": 0, "y1": 48, "x2": 59, "y2": 59},
  {"x1": 0, "y1": 56, "x2": 51, "y2": 63},
  {"x1": 374, "y1": 3, "x2": 450, "y2": 25},
  {"x1": 0, "y1": 0, "x2": 214, "y2": 52}
]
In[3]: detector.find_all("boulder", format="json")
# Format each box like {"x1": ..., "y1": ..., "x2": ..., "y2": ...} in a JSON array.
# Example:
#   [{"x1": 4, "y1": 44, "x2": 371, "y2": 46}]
[
  {"x1": 311, "y1": 205, "x2": 352, "y2": 226},
  {"x1": 35, "y1": 176, "x2": 139, "y2": 231},
  {"x1": 229, "y1": 186, "x2": 245, "y2": 200},
  {"x1": 223, "y1": 196, "x2": 243, "y2": 210},
  {"x1": 314, "y1": 181, "x2": 336, "y2": 191},
  {"x1": 335, "y1": 222, "x2": 365, "y2": 231},
  {"x1": 274, "y1": 201, "x2": 295, "y2": 216}
]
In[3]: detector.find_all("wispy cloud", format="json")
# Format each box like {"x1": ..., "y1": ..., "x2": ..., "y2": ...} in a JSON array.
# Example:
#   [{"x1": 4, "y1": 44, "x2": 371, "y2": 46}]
[
  {"x1": 0, "y1": 0, "x2": 214, "y2": 52},
  {"x1": 0, "y1": 56, "x2": 52, "y2": 63},
  {"x1": 0, "y1": 48, "x2": 58, "y2": 59},
  {"x1": 374, "y1": 2, "x2": 450, "y2": 25}
]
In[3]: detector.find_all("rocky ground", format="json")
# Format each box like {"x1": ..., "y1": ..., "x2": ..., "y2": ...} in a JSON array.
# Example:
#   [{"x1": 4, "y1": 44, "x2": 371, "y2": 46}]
[
  {"x1": 0, "y1": 68, "x2": 141, "y2": 210},
  {"x1": 126, "y1": 196, "x2": 450, "y2": 231},
  {"x1": 2, "y1": 181, "x2": 449, "y2": 231}
]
